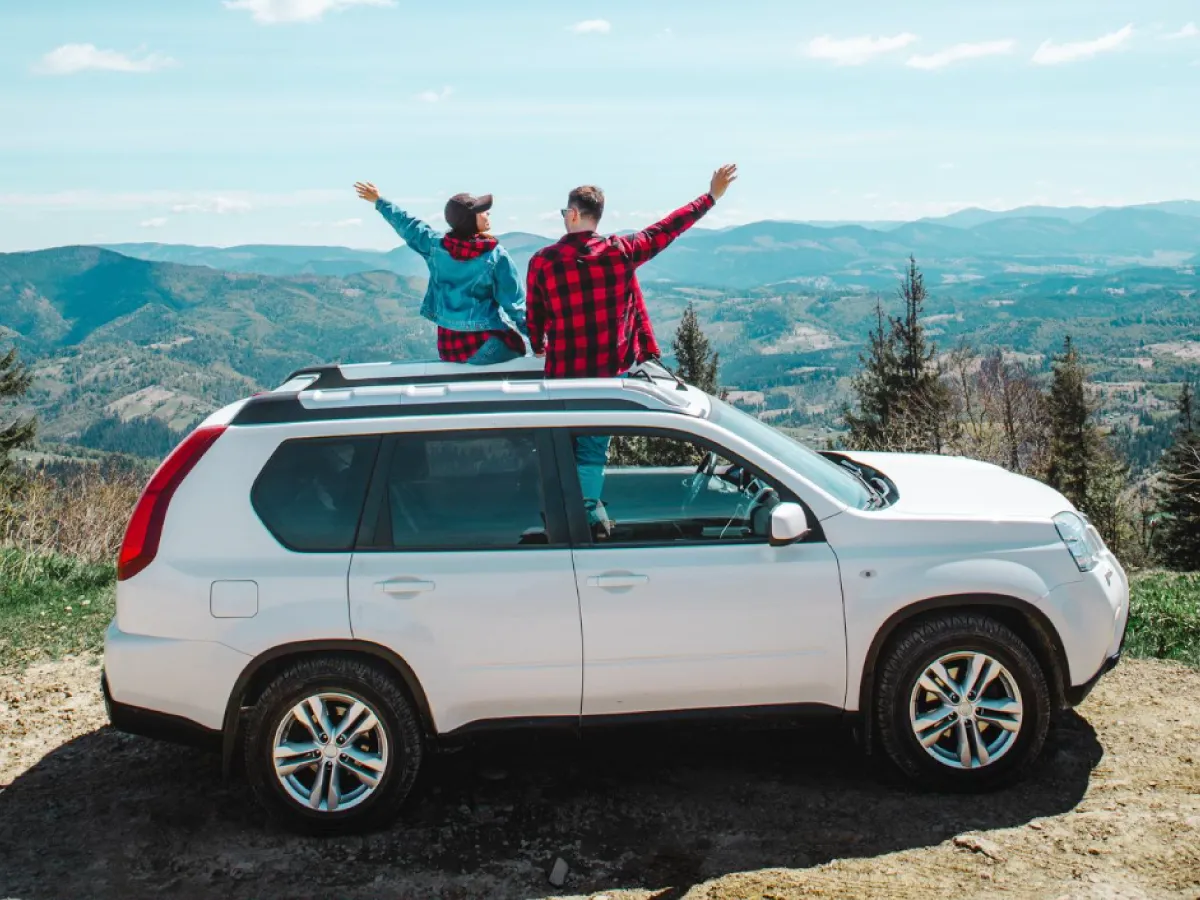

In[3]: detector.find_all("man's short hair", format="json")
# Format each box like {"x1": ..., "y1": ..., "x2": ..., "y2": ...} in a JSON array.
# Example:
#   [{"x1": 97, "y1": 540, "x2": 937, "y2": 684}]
[{"x1": 568, "y1": 185, "x2": 605, "y2": 223}]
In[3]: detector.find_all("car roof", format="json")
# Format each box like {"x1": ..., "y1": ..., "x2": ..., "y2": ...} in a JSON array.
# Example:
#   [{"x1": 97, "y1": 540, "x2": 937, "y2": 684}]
[{"x1": 221, "y1": 358, "x2": 713, "y2": 427}]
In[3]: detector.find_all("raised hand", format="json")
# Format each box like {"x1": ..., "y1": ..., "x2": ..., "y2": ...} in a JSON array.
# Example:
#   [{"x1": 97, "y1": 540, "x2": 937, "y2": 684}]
[
  {"x1": 709, "y1": 164, "x2": 738, "y2": 201},
  {"x1": 354, "y1": 181, "x2": 380, "y2": 203}
]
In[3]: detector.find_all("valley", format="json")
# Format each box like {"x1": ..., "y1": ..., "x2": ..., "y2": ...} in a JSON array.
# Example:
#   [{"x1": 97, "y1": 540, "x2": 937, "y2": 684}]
[{"x1": 1, "y1": 203, "x2": 1198, "y2": 465}]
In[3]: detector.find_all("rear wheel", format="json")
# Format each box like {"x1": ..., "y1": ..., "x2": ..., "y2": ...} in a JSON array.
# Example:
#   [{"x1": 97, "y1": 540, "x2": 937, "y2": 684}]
[
  {"x1": 244, "y1": 656, "x2": 423, "y2": 834},
  {"x1": 875, "y1": 613, "x2": 1050, "y2": 791}
]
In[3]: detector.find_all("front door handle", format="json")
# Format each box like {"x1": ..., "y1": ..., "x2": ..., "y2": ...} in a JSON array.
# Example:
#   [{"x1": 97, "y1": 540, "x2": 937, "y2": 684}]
[
  {"x1": 376, "y1": 579, "x2": 436, "y2": 595},
  {"x1": 586, "y1": 573, "x2": 650, "y2": 589}
]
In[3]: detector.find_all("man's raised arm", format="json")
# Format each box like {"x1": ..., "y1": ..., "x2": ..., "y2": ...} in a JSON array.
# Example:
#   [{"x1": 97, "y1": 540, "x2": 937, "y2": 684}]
[{"x1": 620, "y1": 164, "x2": 738, "y2": 266}]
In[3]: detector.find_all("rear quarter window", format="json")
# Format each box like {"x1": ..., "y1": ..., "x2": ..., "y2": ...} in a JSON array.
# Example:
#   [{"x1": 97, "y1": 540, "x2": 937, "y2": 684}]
[{"x1": 251, "y1": 435, "x2": 380, "y2": 551}]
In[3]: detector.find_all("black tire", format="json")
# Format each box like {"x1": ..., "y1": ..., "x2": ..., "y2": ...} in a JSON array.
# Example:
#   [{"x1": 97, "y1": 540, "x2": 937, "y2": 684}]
[
  {"x1": 244, "y1": 655, "x2": 423, "y2": 834},
  {"x1": 875, "y1": 613, "x2": 1051, "y2": 792}
]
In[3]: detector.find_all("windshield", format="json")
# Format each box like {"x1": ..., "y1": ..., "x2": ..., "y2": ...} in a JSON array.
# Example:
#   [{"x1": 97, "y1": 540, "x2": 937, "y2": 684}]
[{"x1": 708, "y1": 398, "x2": 873, "y2": 509}]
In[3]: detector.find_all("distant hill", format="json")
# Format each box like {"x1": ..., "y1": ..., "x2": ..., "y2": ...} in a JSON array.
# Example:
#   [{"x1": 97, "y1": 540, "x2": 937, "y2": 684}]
[
  {"x1": 0, "y1": 246, "x2": 433, "y2": 445},
  {"x1": 923, "y1": 200, "x2": 1200, "y2": 229},
  {"x1": 99, "y1": 205, "x2": 1200, "y2": 290},
  {"x1": 3, "y1": 241, "x2": 1199, "y2": 459}
]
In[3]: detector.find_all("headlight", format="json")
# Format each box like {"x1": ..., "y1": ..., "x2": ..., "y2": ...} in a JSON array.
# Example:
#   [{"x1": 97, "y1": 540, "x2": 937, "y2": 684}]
[{"x1": 1053, "y1": 511, "x2": 1103, "y2": 572}]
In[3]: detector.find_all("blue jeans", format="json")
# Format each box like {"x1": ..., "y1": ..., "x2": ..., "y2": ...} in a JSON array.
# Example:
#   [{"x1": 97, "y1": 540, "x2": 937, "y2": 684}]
[
  {"x1": 574, "y1": 434, "x2": 612, "y2": 523},
  {"x1": 467, "y1": 336, "x2": 525, "y2": 366}
]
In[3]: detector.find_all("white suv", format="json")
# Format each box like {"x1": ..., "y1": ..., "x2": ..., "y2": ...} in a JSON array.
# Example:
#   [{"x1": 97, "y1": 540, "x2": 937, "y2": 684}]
[{"x1": 102, "y1": 357, "x2": 1128, "y2": 833}]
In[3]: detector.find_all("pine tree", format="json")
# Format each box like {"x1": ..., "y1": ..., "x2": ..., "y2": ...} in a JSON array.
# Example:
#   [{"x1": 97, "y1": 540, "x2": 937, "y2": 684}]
[
  {"x1": 844, "y1": 300, "x2": 898, "y2": 449},
  {"x1": 1045, "y1": 336, "x2": 1129, "y2": 552},
  {"x1": 1046, "y1": 337, "x2": 1093, "y2": 506},
  {"x1": 844, "y1": 257, "x2": 954, "y2": 452},
  {"x1": 891, "y1": 256, "x2": 956, "y2": 453},
  {"x1": 672, "y1": 302, "x2": 719, "y2": 394},
  {"x1": 0, "y1": 345, "x2": 36, "y2": 486},
  {"x1": 1154, "y1": 382, "x2": 1200, "y2": 569}
]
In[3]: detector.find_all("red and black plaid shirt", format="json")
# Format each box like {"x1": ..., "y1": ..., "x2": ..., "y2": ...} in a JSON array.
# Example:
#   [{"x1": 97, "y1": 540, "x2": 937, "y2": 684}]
[
  {"x1": 526, "y1": 193, "x2": 715, "y2": 378},
  {"x1": 436, "y1": 234, "x2": 526, "y2": 362},
  {"x1": 436, "y1": 326, "x2": 526, "y2": 362}
]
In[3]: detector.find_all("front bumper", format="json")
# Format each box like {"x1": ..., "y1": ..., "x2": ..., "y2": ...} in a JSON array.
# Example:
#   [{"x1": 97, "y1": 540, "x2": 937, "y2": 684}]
[{"x1": 1064, "y1": 647, "x2": 1122, "y2": 707}]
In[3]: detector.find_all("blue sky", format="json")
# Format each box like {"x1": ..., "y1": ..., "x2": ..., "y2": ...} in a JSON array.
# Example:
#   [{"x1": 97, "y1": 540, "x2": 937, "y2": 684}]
[{"x1": 1, "y1": 0, "x2": 1198, "y2": 251}]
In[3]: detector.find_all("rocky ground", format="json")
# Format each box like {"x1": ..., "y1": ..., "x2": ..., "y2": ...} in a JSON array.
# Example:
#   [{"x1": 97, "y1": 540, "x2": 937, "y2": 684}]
[{"x1": 1, "y1": 656, "x2": 1198, "y2": 900}]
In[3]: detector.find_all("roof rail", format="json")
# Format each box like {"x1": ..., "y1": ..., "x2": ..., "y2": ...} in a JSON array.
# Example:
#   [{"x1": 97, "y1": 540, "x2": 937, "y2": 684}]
[
  {"x1": 279, "y1": 357, "x2": 689, "y2": 392},
  {"x1": 282, "y1": 357, "x2": 547, "y2": 391},
  {"x1": 240, "y1": 358, "x2": 709, "y2": 427}
]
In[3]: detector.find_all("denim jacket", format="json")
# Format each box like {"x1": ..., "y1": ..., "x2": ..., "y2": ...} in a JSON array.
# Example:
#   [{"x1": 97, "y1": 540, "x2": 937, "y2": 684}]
[{"x1": 374, "y1": 198, "x2": 527, "y2": 335}]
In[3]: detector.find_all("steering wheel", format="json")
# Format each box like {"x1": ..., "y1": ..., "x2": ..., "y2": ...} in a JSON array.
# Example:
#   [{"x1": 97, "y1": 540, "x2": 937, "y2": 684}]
[{"x1": 684, "y1": 451, "x2": 720, "y2": 509}]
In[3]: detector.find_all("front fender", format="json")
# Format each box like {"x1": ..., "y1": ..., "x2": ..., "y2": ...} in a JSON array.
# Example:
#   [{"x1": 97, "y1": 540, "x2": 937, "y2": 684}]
[{"x1": 837, "y1": 549, "x2": 1078, "y2": 712}]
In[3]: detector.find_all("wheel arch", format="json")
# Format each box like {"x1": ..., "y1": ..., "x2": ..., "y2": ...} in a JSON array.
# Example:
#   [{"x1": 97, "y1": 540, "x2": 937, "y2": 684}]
[
  {"x1": 854, "y1": 593, "x2": 1069, "y2": 752},
  {"x1": 221, "y1": 639, "x2": 436, "y2": 777}
]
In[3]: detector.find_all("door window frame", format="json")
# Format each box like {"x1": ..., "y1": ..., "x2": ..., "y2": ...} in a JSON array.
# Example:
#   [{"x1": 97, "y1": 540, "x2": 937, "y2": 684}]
[
  {"x1": 353, "y1": 428, "x2": 571, "y2": 553},
  {"x1": 551, "y1": 427, "x2": 825, "y2": 549}
]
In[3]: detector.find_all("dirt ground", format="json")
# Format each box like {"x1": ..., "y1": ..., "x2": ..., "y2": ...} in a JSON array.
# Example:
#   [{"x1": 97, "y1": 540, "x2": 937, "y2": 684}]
[{"x1": 1, "y1": 656, "x2": 1198, "y2": 900}]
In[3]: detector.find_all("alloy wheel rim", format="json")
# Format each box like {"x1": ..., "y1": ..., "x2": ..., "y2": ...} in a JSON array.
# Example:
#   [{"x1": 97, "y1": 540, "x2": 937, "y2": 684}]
[
  {"x1": 908, "y1": 651, "x2": 1023, "y2": 770},
  {"x1": 272, "y1": 692, "x2": 389, "y2": 812}
]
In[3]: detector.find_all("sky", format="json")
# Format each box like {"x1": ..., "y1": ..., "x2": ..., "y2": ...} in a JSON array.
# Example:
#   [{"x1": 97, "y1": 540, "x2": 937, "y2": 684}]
[{"x1": 1, "y1": 0, "x2": 1199, "y2": 251}]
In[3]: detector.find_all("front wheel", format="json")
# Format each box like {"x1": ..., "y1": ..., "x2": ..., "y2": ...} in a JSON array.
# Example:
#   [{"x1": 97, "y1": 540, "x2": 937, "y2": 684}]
[
  {"x1": 875, "y1": 613, "x2": 1051, "y2": 791},
  {"x1": 244, "y1": 655, "x2": 423, "y2": 834}
]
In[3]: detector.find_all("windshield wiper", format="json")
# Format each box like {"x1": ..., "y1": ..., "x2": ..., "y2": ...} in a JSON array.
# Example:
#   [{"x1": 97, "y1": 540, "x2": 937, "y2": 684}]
[{"x1": 838, "y1": 460, "x2": 886, "y2": 509}]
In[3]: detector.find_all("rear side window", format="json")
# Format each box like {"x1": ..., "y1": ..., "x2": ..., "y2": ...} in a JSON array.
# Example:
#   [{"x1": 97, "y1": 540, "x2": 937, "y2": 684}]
[
  {"x1": 385, "y1": 432, "x2": 550, "y2": 550},
  {"x1": 252, "y1": 436, "x2": 379, "y2": 551}
]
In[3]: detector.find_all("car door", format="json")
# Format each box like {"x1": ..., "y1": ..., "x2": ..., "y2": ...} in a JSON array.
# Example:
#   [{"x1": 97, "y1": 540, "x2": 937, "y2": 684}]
[
  {"x1": 348, "y1": 428, "x2": 582, "y2": 735},
  {"x1": 560, "y1": 428, "x2": 847, "y2": 718}
]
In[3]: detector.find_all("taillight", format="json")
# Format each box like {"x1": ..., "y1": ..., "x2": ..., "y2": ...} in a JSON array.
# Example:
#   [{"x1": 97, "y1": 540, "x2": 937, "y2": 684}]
[{"x1": 117, "y1": 425, "x2": 227, "y2": 581}]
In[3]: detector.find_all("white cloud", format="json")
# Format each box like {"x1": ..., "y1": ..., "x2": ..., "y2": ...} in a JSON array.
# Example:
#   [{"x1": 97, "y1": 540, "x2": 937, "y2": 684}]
[
  {"x1": 570, "y1": 19, "x2": 612, "y2": 35},
  {"x1": 416, "y1": 86, "x2": 454, "y2": 103},
  {"x1": 171, "y1": 197, "x2": 254, "y2": 214},
  {"x1": 33, "y1": 44, "x2": 176, "y2": 75},
  {"x1": 805, "y1": 33, "x2": 918, "y2": 66},
  {"x1": 1164, "y1": 22, "x2": 1199, "y2": 40},
  {"x1": 332, "y1": 218, "x2": 362, "y2": 228},
  {"x1": 223, "y1": 0, "x2": 394, "y2": 24},
  {"x1": 1031, "y1": 24, "x2": 1134, "y2": 65},
  {"x1": 140, "y1": 217, "x2": 168, "y2": 228},
  {"x1": 907, "y1": 39, "x2": 1015, "y2": 70},
  {"x1": 939, "y1": 162, "x2": 956, "y2": 170}
]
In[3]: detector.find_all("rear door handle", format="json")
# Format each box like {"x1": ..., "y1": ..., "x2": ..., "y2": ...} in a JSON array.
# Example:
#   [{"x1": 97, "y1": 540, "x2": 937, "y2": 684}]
[
  {"x1": 586, "y1": 574, "x2": 649, "y2": 589},
  {"x1": 376, "y1": 579, "x2": 436, "y2": 595}
]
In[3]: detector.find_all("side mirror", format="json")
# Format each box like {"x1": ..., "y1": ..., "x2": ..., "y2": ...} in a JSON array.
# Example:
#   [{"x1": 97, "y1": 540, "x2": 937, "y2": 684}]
[{"x1": 769, "y1": 502, "x2": 811, "y2": 547}]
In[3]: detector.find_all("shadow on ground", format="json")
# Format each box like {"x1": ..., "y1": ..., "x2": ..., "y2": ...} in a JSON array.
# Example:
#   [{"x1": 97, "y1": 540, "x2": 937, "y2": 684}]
[{"x1": 0, "y1": 714, "x2": 1102, "y2": 899}]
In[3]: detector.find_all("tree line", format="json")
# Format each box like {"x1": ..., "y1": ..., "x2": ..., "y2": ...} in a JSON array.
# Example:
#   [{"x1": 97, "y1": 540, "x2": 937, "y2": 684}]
[
  {"x1": 841, "y1": 256, "x2": 1200, "y2": 570},
  {"x1": 2, "y1": 277, "x2": 1198, "y2": 572}
]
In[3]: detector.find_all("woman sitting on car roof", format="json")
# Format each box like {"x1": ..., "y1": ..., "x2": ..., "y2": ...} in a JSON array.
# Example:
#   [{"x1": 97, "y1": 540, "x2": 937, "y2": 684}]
[{"x1": 355, "y1": 181, "x2": 529, "y2": 365}]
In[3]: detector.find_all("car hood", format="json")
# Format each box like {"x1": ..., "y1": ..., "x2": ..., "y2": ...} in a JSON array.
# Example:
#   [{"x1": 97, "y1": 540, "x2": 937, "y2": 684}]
[{"x1": 843, "y1": 451, "x2": 1072, "y2": 520}]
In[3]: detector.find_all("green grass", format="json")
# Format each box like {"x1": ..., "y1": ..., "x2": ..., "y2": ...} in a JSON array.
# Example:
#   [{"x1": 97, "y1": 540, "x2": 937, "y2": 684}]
[
  {"x1": 1125, "y1": 571, "x2": 1200, "y2": 667},
  {"x1": 0, "y1": 548, "x2": 1197, "y2": 672},
  {"x1": 0, "y1": 548, "x2": 115, "y2": 670}
]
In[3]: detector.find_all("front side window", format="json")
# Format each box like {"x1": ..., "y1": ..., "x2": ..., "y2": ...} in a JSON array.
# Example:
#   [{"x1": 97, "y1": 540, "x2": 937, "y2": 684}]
[
  {"x1": 569, "y1": 431, "x2": 787, "y2": 545},
  {"x1": 252, "y1": 435, "x2": 380, "y2": 551},
  {"x1": 385, "y1": 432, "x2": 551, "y2": 550}
]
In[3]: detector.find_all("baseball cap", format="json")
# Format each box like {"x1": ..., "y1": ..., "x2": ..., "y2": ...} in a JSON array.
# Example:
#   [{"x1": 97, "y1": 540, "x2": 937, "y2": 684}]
[{"x1": 444, "y1": 192, "x2": 493, "y2": 233}]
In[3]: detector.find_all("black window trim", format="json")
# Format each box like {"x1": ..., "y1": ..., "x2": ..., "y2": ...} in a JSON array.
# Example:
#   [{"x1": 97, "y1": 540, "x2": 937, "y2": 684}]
[
  {"x1": 551, "y1": 426, "x2": 826, "y2": 550},
  {"x1": 251, "y1": 434, "x2": 383, "y2": 554},
  {"x1": 353, "y1": 428, "x2": 572, "y2": 554}
]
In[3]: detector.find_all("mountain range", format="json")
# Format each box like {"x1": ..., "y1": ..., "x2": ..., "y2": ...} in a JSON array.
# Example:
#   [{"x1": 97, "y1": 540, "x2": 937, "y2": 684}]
[
  {"x1": 102, "y1": 203, "x2": 1200, "y2": 291},
  {"x1": 1, "y1": 199, "x2": 1197, "y2": 459}
]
